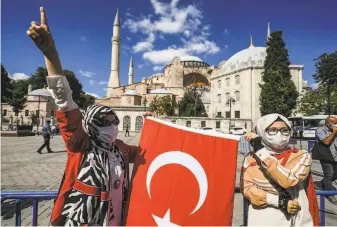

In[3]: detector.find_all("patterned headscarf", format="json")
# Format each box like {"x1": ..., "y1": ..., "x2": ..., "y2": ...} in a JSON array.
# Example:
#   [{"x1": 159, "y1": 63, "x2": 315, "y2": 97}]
[
  {"x1": 82, "y1": 104, "x2": 120, "y2": 149},
  {"x1": 256, "y1": 113, "x2": 292, "y2": 152}
]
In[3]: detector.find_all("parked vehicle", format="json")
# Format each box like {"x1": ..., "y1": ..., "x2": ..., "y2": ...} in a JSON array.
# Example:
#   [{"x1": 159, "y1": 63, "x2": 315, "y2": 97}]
[
  {"x1": 288, "y1": 115, "x2": 327, "y2": 139},
  {"x1": 229, "y1": 127, "x2": 247, "y2": 135},
  {"x1": 198, "y1": 127, "x2": 213, "y2": 131}
]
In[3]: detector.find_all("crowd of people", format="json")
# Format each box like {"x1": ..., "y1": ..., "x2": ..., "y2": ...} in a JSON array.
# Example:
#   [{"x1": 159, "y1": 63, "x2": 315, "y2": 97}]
[{"x1": 26, "y1": 6, "x2": 337, "y2": 226}]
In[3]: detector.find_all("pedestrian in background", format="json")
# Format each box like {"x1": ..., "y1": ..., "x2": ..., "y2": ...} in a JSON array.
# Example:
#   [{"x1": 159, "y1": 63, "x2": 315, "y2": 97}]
[
  {"x1": 125, "y1": 124, "x2": 130, "y2": 137},
  {"x1": 312, "y1": 116, "x2": 337, "y2": 205},
  {"x1": 36, "y1": 120, "x2": 53, "y2": 154}
]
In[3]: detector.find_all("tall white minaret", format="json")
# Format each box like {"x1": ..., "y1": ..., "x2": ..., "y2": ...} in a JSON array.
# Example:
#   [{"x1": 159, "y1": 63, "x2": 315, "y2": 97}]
[
  {"x1": 107, "y1": 9, "x2": 121, "y2": 97},
  {"x1": 128, "y1": 57, "x2": 134, "y2": 85},
  {"x1": 267, "y1": 22, "x2": 271, "y2": 40}
]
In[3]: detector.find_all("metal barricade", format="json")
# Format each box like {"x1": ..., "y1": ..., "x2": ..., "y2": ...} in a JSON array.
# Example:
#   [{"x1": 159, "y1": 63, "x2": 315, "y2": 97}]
[
  {"x1": 1, "y1": 190, "x2": 337, "y2": 226},
  {"x1": 1, "y1": 191, "x2": 58, "y2": 226}
]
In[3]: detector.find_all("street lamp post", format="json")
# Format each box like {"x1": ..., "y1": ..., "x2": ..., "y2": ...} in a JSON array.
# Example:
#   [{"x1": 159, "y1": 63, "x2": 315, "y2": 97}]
[{"x1": 226, "y1": 97, "x2": 236, "y2": 132}]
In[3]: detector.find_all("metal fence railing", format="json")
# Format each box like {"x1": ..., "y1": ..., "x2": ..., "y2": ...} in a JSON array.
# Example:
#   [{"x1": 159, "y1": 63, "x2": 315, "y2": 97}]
[{"x1": 1, "y1": 189, "x2": 336, "y2": 226}]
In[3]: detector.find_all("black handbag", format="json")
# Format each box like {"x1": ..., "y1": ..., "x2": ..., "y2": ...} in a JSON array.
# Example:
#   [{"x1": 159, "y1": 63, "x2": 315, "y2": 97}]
[{"x1": 311, "y1": 140, "x2": 334, "y2": 161}]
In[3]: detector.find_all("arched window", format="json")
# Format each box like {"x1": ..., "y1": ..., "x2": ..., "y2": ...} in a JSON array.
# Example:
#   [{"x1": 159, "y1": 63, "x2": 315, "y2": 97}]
[
  {"x1": 235, "y1": 75, "x2": 240, "y2": 84},
  {"x1": 217, "y1": 94, "x2": 221, "y2": 104},
  {"x1": 226, "y1": 92, "x2": 230, "y2": 102},
  {"x1": 123, "y1": 116, "x2": 131, "y2": 131},
  {"x1": 135, "y1": 116, "x2": 143, "y2": 132},
  {"x1": 3, "y1": 109, "x2": 7, "y2": 116},
  {"x1": 226, "y1": 77, "x2": 230, "y2": 86},
  {"x1": 217, "y1": 80, "x2": 221, "y2": 88},
  {"x1": 235, "y1": 91, "x2": 240, "y2": 101},
  {"x1": 51, "y1": 110, "x2": 55, "y2": 117}
]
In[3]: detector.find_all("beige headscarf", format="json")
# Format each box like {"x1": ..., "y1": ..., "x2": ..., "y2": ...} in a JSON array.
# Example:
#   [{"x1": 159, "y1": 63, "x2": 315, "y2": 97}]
[{"x1": 256, "y1": 113, "x2": 292, "y2": 154}]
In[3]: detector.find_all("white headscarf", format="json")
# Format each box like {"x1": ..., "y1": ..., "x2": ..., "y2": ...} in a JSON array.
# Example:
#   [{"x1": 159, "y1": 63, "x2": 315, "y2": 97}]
[{"x1": 256, "y1": 113, "x2": 292, "y2": 154}]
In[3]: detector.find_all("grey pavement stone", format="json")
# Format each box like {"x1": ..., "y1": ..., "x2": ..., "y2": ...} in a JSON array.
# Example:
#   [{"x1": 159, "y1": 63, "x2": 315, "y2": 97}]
[{"x1": 1, "y1": 135, "x2": 336, "y2": 225}]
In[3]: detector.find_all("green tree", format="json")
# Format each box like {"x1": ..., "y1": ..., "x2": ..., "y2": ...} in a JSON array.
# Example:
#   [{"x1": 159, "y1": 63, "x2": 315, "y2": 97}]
[
  {"x1": 298, "y1": 86, "x2": 337, "y2": 115},
  {"x1": 150, "y1": 95, "x2": 175, "y2": 116},
  {"x1": 1, "y1": 65, "x2": 13, "y2": 102},
  {"x1": 178, "y1": 85, "x2": 208, "y2": 117},
  {"x1": 313, "y1": 51, "x2": 337, "y2": 115},
  {"x1": 79, "y1": 92, "x2": 96, "y2": 109},
  {"x1": 28, "y1": 67, "x2": 48, "y2": 90},
  {"x1": 260, "y1": 30, "x2": 299, "y2": 117},
  {"x1": 5, "y1": 80, "x2": 28, "y2": 117}
]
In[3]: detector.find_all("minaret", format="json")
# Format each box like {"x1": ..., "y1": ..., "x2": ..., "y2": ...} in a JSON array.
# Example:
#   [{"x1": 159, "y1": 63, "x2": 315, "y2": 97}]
[
  {"x1": 107, "y1": 9, "x2": 121, "y2": 97},
  {"x1": 28, "y1": 84, "x2": 32, "y2": 94},
  {"x1": 267, "y1": 22, "x2": 271, "y2": 40},
  {"x1": 249, "y1": 35, "x2": 254, "y2": 48},
  {"x1": 128, "y1": 57, "x2": 134, "y2": 85}
]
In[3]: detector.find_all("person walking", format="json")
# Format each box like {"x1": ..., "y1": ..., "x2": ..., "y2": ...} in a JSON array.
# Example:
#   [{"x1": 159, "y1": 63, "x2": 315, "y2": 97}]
[
  {"x1": 37, "y1": 120, "x2": 53, "y2": 154},
  {"x1": 312, "y1": 116, "x2": 337, "y2": 205},
  {"x1": 125, "y1": 124, "x2": 130, "y2": 137}
]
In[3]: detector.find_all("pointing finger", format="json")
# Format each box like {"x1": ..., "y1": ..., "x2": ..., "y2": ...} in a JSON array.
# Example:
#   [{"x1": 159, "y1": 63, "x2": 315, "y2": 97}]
[{"x1": 40, "y1": 7, "x2": 48, "y2": 25}]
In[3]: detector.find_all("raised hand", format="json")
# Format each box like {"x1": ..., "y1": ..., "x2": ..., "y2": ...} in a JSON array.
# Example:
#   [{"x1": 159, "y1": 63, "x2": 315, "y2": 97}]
[{"x1": 27, "y1": 7, "x2": 55, "y2": 56}]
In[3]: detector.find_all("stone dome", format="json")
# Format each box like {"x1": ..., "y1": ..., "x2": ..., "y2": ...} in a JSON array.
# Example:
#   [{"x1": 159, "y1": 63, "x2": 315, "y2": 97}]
[
  {"x1": 179, "y1": 55, "x2": 203, "y2": 62},
  {"x1": 28, "y1": 89, "x2": 52, "y2": 97},
  {"x1": 220, "y1": 46, "x2": 267, "y2": 74},
  {"x1": 149, "y1": 89, "x2": 171, "y2": 94}
]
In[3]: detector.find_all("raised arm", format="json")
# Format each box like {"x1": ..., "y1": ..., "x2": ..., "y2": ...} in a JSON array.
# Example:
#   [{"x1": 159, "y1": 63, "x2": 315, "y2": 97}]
[{"x1": 27, "y1": 7, "x2": 89, "y2": 152}]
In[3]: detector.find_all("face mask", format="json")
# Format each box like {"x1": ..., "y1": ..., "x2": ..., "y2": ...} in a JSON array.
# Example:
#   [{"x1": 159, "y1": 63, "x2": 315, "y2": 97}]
[
  {"x1": 97, "y1": 125, "x2": 118, "y2": 145},
  {"x1": 265, "y1": 132, "x2": 290, "y2": 150}
]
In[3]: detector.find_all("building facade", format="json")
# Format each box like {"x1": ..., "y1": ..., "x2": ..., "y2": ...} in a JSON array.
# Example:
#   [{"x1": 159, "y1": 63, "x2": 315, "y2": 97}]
[{"x1": 95, "y1": 11, "x2": 308, "y2": 132}]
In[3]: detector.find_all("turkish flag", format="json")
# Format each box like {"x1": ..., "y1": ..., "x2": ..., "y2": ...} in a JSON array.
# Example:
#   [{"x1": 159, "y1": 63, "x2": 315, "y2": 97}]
[{"x1": 126, "y1": 117, "x2": 239, "y2": 226}]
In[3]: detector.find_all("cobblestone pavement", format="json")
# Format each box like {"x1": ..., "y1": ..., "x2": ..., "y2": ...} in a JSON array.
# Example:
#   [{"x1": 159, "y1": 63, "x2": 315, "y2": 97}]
[{"x1": 1, "y1": 134, "x2": 336, "y2": 226}]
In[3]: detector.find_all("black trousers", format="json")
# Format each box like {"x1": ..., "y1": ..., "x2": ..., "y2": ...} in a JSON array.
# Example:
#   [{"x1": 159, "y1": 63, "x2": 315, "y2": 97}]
[
  {"x1": 320, "y1": 160, "x2": 337, "y2": 191},
  {"x1": 37, "y1": 135, "x2": 52, "y2": 153},
  {"x1": 125, "y1": 130, "x2": 130, "y2": 137}
]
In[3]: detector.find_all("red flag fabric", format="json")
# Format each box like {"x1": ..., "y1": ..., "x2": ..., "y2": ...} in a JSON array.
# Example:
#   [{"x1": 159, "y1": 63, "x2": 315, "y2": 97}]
[{"x1": 126, "y1": 117, "x2": 239, "y2": 226}]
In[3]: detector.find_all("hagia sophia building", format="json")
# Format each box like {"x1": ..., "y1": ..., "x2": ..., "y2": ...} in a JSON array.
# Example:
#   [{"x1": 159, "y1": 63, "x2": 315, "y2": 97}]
[{"x1": 95, "y1": 10, "x2": 308, "y2": 132}]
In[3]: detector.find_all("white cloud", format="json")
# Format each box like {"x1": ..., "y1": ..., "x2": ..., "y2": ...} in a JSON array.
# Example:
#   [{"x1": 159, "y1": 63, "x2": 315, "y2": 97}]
[
  {"x1": 143, "y1": 47, "x2": 187, "y2": 65},
  {"x1": 224, "y1": 44, "x2": 229, "y2": 49},
  {"x1": 98, "y1": 81, "x2": 108, "y2": 85},
  {"x1": 10, "y1": 73, "x2": 30, "y2": 80},
  {"x1": 133, "y1": 33, "x2": 156, "y2": 52},
  {"x1": 152, "y1": 65, "x2": 163, "y2": 71},
  {"x1": 86, "y1": 92, "x2": 99, "y2": 98},
  {"x1": 223, "y1": 28, "x2": 229, "y2": 34},
  {"x1": 138, "y1": 64, "x2": 144, "y2": 69},
  {"x1": 89, "y1": 80, "x2": 95, "y2": 86},
  {"x1": 79, "y1": 70, "x2": 95, "y2": 78},
  {"x1": 80, "y1": 36, "x2": 87, "y2": 41},
  {"x1": 124, "y1": 0, "x2": 220, "y2": 64},
  {"x1": 126, "y1": 36, "x2": 131, "y2": 41}
]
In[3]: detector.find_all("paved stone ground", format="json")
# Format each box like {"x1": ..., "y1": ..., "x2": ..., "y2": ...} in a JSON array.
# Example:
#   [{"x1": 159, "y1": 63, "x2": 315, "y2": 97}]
[{"x1": 1, "y1": 134, "x2": 336, "y2": 226}]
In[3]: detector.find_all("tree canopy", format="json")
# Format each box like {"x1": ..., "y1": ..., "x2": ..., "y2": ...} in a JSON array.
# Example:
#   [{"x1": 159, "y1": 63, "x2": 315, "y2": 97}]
[
  {"x1": 1, "y1": 65, "x2": 13, "y2": 102},
  {"x1": 259, "y1": 30, "x2": 299, "y2": 117},
  {"x1": 150, "y1": 95, "x2": 175, "y2": 116},
  {"x1": 5, "y1": 79, "x2": 28, "y2": 115},
  {"x1": 178, "y1": 85, "x2": 208, "y2": 117},
  {"x1": 312, "y1": 51, "x2": 337, "y2": 115}
]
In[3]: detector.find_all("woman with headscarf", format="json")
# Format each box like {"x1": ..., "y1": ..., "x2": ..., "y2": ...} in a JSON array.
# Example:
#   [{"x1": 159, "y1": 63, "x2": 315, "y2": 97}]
[
  {"x1": 27, "y1": 7, "x2": 139, "y2": 226},
  {"x1": 241, "y1": 113, "x2": 320, "y2": 226}
]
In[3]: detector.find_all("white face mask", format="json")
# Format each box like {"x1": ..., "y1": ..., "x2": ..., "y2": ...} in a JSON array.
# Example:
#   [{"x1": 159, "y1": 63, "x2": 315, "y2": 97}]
[
  {"x1": 98, "y1": 125, "x2": 118, "y2": 145},
  {"x1": 265, "y1": 132, "x2": 290, "y2": 151}
]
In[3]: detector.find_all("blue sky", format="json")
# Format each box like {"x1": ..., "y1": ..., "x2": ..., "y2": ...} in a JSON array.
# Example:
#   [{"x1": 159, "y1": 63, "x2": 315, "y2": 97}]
[{"x1": 2, "y1": 0, "x2": 337, "y2": 98}]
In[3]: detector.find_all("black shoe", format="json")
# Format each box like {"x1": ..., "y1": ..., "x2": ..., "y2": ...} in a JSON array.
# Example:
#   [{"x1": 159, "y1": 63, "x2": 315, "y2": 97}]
[
  {"x1": 48, "y1": 150, "x2": 53, "y2": 153},
  {"x1": 37, "y1": 150, "x2": 42, "y2": 154},
  {"x1": 326, "y1": 195, "x2": 337, "y2": 205}
]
